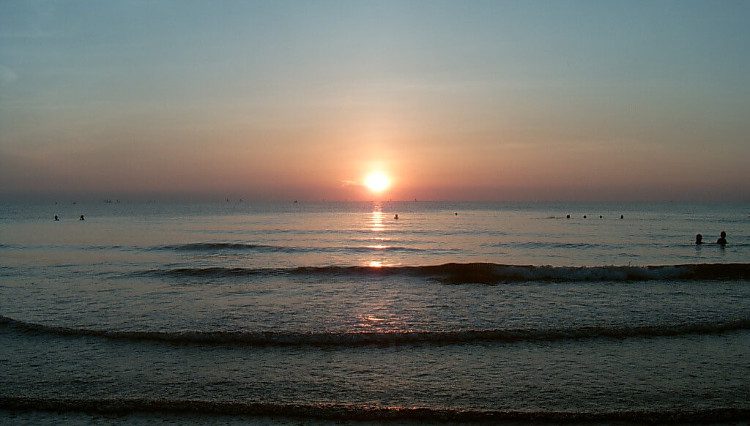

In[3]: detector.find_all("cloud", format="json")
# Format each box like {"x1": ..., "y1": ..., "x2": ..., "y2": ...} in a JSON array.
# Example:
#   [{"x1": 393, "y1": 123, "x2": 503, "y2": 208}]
[{"x1": 0, "y1": 65, "x2": 18, "y2": 85}]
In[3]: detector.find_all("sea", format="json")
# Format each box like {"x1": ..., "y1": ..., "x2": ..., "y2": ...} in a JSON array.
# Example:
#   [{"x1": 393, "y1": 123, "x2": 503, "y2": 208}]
[{"x1": 1, "y1": 200, "x2": 748, "y2": 424}]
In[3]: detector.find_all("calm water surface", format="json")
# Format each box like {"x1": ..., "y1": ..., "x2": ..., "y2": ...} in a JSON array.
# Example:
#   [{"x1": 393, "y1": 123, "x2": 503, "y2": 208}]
[{"x1": 1, "y1": 201, "x2": 749, "y2": 423}]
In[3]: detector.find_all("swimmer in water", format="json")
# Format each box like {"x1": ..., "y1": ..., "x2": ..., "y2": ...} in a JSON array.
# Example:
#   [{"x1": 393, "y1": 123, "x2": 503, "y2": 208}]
[
  {"x1": 695, "y1": 234, "x2": 703, "y2": 245},
  {"x1": 716, "y1": 231, "x2": 727, "y2": 246}
]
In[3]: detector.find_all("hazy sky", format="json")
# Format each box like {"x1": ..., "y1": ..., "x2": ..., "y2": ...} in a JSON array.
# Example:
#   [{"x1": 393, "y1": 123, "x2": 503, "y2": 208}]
[{"x1": 1, "y1": 0, "x2": 749, "y2": 201}]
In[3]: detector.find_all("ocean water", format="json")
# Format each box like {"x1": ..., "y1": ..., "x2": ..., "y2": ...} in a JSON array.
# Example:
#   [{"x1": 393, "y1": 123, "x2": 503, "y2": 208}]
[{"x1": 1, "y1": 200, "x2": 749, "y2": 423}]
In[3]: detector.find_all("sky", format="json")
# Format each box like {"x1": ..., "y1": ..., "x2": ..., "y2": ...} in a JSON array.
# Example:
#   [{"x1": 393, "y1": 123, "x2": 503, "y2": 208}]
[{"x1": 1, "y1": 0, "x2": 749, "y2": 202}]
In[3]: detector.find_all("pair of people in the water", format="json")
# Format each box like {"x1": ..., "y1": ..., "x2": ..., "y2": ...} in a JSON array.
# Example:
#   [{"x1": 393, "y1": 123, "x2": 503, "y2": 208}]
[
  {"x1": 53, "y1": 215, "x2": 85, "y2": 221},
  {"x1": 695, "y1": 231, "x2": 726, "y2": 246}
]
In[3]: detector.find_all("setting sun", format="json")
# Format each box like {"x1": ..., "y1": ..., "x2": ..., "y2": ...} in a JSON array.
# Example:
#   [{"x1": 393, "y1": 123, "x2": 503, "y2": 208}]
[{"x1": 364, "y1": 172, "x2": 391, "y2": 193}]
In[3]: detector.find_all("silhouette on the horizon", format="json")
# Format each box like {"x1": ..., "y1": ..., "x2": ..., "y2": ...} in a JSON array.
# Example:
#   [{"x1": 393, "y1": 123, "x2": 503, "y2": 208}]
[
  {"x1": 394, "y1": 214, "x2": 399, "y2": 220},
  {"x1": 79, "y1": 215, "x2": 85, "y2": 221},
  {"x1": 566, "y1": 214, "x2": 570, "y2": 219},
  {"x1": 620, "y1": 215, "x2": 624, "y2": 219},
  {"x1": 54, "y1": 215, "x2": 59, "y2": 221},
  {"x1": 717, "y1": 231, "x2": 727, "y2": 246},
  {"x1": 695, "y1": 234, "x2": 703, "y2": 245}
]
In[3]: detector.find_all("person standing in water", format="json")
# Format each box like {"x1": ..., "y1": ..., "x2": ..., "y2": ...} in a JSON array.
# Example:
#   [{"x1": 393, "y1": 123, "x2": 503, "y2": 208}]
[
  {"x1": 716, "y1": 231, "x2": 727, "y2": 246},
  {"x1": 695, "y1": 234, "x2": 703, "y2": 245}
]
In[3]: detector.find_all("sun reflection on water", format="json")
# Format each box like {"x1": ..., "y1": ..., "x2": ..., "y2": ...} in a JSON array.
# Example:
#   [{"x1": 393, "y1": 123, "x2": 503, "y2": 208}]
[
  {"x1": 364, "y1": 203, "x2": 387, "y2": 267},
  {"x1": 368, "y1": 205, "x2": 385, "y2": 233},
  {"x1": 353, "y1": 299, "x2": 408, "y2": 333}
]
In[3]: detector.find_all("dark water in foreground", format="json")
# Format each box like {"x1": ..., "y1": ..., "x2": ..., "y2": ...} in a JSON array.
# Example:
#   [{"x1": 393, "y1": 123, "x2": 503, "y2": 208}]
[{"x1": 1, "y1": 201, "x2": 749, "y2": 423}]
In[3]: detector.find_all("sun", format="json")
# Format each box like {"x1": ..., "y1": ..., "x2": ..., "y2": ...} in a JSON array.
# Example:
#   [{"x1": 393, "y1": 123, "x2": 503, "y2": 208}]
[{"x1": 364, "y1": 171, "x2": 391, "y2": 193}]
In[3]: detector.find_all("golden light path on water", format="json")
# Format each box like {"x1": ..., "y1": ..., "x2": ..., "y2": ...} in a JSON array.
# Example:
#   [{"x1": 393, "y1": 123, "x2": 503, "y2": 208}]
[{"x1": 367, "y1": 203, "x2": 387, "y2": 269}]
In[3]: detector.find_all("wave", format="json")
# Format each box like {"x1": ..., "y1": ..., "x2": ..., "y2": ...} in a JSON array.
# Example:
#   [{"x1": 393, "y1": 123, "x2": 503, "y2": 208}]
[
  {"x1": 2, "y1": 315, "x2": 747, "y2": 347},
  {"x1": 136, "y1": 262, "x2": 750, "y2": 284},
  {"x1": 156, "y1": 242, "x2": 431, "y2": 254},
  {"x1": 0, "y1": 396, "x2": 747, "y2": 422},
  {"x1": 493, "y1": 242, "x2": 613, "y2": 249},
  {"x1": 494, "y1": 241, "x2": 750, "y2": 249}
]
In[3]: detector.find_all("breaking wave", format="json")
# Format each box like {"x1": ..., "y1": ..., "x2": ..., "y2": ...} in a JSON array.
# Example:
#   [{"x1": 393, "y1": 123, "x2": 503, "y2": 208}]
[
  {"x1": 155, "y1": 242, "x2": 431, "y2": 253},
  {"x1": 0, "y1": 396, "x2": 747, "y2": 422},
  {"x1": 135, "y1": 262, "x2": 750, "y2": 284},
  {"x1": 2, "y1": 315, "x2": 747, "y2": 347}
]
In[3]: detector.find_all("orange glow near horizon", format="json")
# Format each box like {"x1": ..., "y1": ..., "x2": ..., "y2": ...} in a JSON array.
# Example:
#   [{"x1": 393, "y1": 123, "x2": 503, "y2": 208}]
[{"x1": 364, "y1": 172, "x2": 391, "y2": 194}]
